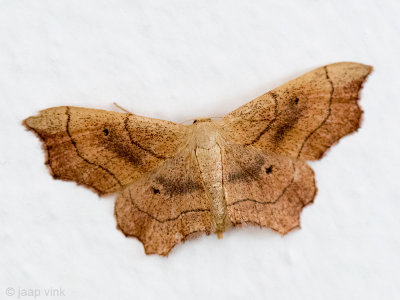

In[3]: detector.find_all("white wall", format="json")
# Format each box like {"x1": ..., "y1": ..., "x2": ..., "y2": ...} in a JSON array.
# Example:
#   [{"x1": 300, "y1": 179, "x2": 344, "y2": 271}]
[{"x1": 1, "y1": 1, "x2": 399, "y2": 299}]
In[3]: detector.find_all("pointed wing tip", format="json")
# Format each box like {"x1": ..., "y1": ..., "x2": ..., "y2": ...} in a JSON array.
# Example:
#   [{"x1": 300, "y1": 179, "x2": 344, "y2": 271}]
[
  {"x1": 326, "y1": 61, "x2": 373, "y2": 77},
  {"x1": 22, "y1": 116, "x2": 35, "y2": 129}
]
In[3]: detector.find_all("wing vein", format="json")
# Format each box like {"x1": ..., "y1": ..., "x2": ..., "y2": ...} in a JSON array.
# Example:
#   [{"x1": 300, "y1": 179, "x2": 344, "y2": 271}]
[
  {"x1": 65, "y1": 106, "x2": 123, "y2": 187},
  {"x1": 228, "y1": 161, "x2": 296, "y2": 206},
  {"x1": 296, "y1": 66, "x2": 334, "y2": 158},
  {"x1": 246, "y1": 92, "x2": 279, "y2": 145},
  {"x1": 124, "y1": 115, "x2": 166, "y2": 159},
  {"x1": 128, "y1": 189, "x2": 210, "y2": 223}
]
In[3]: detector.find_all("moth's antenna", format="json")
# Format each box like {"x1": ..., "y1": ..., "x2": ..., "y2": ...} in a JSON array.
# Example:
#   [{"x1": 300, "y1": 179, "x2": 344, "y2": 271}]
[
  {"x1": 113, "y1": 102, "x2": 133, "y2": 114},
  {"x1": 210, "y1": 116, "x2": 223, "y2": 121},
  {"x1": 179, "y1": 118, "x2": 196, "y2": 125}
]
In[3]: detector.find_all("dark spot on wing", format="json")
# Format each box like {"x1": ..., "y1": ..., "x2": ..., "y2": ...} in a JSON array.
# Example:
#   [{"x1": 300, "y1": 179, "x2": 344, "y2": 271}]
[
  {"x1": 272, "y1": 97, "x2": 303, "y2": 143},
  {"x1": 265, "y1": 165, "x2": 273, "y2": 174},
  {"x1": 227, "y1": 154, "x2": 265, "y2": 182},
  {"x1": 155, "y1": 176, "x2": 203, "y2": 196},
  {"x1": 99, "y1": 125, "x2": 142, "y2": 166}
]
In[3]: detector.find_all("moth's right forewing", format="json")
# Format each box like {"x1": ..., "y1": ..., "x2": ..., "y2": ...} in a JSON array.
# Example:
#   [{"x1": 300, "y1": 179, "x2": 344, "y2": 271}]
[{"x1": 221, "y1": 62, "x2": 372, "y2": 160}]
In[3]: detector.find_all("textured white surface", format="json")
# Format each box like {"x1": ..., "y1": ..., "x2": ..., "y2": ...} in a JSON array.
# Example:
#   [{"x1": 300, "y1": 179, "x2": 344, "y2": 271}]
[{"x1": 1, "y1": 1, "x2": 399, "y2": 299}]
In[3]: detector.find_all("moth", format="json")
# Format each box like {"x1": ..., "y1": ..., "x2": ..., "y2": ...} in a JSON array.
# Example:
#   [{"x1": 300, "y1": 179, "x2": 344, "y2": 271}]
[{"x1": 24, "y1": 62, "x2": 372, "y2": 256}]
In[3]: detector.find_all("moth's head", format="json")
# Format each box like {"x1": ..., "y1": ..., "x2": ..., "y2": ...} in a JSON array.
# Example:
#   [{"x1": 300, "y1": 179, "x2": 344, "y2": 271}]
[{"x1": 193, "y1": 118, "x2": 212, "y2": 124}]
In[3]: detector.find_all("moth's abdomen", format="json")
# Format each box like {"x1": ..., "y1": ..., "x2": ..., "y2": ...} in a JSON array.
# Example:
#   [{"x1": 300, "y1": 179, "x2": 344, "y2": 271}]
[{"x1": 195, "y1": 144, "x2": 230, "y2": 236}]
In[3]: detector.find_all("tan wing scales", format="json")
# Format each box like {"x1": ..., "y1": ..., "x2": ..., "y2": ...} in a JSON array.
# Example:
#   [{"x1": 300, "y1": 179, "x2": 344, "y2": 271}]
[
  {"x1": 23, "y1": 106, "x2": 189, "y2": 194},
  {"x1": 221, "y1": 143, "x2": 316, "y2": 234},
  {"x1": 222, "y1": 62, "x2": 372, "y2": 160}
]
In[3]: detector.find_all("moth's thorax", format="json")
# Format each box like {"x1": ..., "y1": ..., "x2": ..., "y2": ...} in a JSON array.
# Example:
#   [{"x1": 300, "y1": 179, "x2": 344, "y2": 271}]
[{"x1": 193, "y1": 120, "x2": 223, "y2": 149}]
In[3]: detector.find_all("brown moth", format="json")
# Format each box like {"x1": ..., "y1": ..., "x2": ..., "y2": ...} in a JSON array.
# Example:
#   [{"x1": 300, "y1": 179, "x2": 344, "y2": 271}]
[{"x1": 23, "y1": 62, "x2": 372, "y2": 256}]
